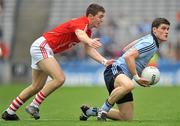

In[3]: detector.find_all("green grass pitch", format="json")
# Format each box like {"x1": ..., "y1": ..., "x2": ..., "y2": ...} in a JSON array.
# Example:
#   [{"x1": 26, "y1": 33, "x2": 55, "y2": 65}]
[{"x1": 0, "y1": 84, "x2": 180, "y2": 126}]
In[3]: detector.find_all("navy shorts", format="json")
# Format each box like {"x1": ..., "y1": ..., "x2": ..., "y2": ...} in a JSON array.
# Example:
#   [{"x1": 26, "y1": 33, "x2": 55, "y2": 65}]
[{"x1": 104, "y1": 65, "x2": 133, "y2": 104}]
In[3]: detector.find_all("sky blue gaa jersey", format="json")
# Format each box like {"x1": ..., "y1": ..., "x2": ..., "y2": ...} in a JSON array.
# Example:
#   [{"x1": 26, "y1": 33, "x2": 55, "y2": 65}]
[{"x1": 113, "y1": 33, "x2": 159, "y2": 79}]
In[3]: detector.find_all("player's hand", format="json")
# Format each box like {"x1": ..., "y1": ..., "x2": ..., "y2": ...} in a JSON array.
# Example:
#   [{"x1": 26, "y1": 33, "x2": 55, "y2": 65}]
[
  {"x1": 133, "y1": 75, "x2": 150, "y2": 87},
  {"x1": 102, "y1": 59, "x2": 115, "y2": 66},
  {"x1": 88, "y1": 38, "x2": 102, "y2": 49},
  {"x1": 135, "y1": 78, "x2": 150, "y2": 87},
  {"x1": 105, "y1": 59, "x2": 115, "y2": 67}
]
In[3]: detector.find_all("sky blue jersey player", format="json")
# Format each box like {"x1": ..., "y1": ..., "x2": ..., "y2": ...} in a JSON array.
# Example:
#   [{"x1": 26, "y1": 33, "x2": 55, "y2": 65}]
[
  {"x1": 114, "y1": 33, "x2": 159, "y2": 79},
  {"x1": 79, "y1": 18, "x2": 170, "y2": 121}
]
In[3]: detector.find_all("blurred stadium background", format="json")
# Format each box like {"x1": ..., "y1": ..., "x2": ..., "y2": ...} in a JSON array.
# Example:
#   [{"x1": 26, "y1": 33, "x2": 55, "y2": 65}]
[{"x1": 0, "y1": 0, "x2": 180, "y2": 86}]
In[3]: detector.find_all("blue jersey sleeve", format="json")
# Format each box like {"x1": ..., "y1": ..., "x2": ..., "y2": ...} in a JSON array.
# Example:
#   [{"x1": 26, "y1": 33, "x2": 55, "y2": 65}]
[{"x1": 134, "y1": 41, "x2": 156, "y2": 58}]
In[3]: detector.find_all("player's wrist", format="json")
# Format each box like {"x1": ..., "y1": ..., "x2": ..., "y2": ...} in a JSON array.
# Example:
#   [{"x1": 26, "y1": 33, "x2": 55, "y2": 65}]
[
  {"x1": 102, "y1": 59, "x2": 108, "y2": 66},
  {"x1": 133, "y1": 74, "x2": 140, "y2": 81}
]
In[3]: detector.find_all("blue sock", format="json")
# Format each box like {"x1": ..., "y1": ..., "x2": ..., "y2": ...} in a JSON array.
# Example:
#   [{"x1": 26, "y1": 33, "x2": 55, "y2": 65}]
[{"x1": 101, "y1": 100, "x2": 113, "y2": 112}]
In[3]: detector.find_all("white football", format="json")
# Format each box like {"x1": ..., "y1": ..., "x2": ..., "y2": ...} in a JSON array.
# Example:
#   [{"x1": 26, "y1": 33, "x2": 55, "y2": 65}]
[{"x1": 141, "y1": 66, "x2": 160, "y2": 85}]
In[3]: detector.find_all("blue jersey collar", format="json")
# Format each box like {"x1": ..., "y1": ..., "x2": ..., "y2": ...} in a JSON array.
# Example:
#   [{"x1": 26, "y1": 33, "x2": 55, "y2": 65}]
[{"x1": 151, "y1": 32, "x2": 159, "y2": 48}]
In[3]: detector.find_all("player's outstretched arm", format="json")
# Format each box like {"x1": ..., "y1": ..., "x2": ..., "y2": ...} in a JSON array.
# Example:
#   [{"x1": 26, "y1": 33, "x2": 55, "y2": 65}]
[
  {"x1": 75, "y1": 29, "x2": 102, "y2": 49},
  {"x1": 84, "y1": 44, "x2": 114, "y2": 66}
]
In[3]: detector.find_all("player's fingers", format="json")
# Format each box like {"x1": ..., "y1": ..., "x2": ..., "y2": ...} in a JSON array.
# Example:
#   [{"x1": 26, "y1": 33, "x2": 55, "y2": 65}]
[
  {"x1": 141, "y1": 78, "x2": 150, "y2": 83},
  {"x1": 92, "y1": 44, "x2": 101, "y2": 48},
  {"x1": 92, "y1": 41, "x2": 102, "y2": 48},
  {"x1": 137, "y1": 79, "x2": 150, "y2": 87},
  {"x1": 140, "y1": 83, "x2": 149, "y2": 87},
  {"x1": 141, "y1": 81, "x2": 150, "y2": 87},
  {"x1": 107, "y1": 59, "x2": 115, "y2": 65}
]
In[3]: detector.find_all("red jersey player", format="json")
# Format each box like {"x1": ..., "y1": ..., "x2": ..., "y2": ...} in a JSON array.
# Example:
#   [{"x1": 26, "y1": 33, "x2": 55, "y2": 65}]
[{"x1": 1, "y1": 3, "x2": 114, "y2": 120}]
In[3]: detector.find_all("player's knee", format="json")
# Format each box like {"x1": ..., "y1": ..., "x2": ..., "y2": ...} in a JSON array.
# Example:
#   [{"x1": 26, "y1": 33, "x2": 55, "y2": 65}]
[
  {"x1": 54, "y1": 76, "x2": 66, "y2": 88},
  {"x1": 123, "y1": 82, "x2": 134, "y2": 93}
]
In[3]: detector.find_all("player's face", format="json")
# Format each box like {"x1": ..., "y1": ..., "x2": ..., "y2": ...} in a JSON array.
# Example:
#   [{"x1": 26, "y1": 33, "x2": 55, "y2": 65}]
[
  {"x1": 88, "y1": 11, "x2": 105, "y2": 28},
  {"x1": 153, "y1": 24, "x2": 170, "y2": 42}
]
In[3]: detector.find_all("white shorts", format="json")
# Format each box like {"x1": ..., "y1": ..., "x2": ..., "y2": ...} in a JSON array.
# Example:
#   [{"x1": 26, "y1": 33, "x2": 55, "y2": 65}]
[{"x1": 30, "y1": 36, "x2": 54, "y2": 70}]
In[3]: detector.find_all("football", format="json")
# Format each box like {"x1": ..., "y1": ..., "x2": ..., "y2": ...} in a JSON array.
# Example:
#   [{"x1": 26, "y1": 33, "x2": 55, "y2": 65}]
[{"x1": 141, "y1": 66, "x2": 160, "y2": 85}]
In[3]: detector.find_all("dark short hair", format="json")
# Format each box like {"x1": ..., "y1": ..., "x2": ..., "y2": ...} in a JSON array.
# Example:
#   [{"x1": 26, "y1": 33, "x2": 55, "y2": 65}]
[
  {"x1": 151, "y1": 18, "x2": 170, "y2": 29},
  {"x1": 86, "y1": 3, "x2": 105, "y2": 16}
]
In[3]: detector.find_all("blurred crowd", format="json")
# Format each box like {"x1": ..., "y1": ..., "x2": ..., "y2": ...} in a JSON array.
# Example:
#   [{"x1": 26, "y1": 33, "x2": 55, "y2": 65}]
[
  {"x1": 0, "y1": 0, "x2": 3, "y2": 38},
  {"x1": 0, "y1": 0, "x2": 9, "y2": 62}
]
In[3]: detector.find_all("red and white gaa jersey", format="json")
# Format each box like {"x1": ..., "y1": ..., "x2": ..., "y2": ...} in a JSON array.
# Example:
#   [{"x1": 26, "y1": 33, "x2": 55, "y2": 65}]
[{"x1": 43, "y1": 16, "x2": 92, "y2": 54}]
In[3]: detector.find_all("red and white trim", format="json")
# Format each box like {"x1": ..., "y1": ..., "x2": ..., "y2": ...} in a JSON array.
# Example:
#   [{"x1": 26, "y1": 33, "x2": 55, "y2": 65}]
[{"x1": 40, "y1": 41, "x2": 48, "y2": 58}]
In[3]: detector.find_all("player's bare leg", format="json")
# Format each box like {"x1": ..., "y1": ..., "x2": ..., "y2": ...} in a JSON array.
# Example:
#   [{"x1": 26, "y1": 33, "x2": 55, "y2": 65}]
[
  {"x1": 106, "y1": 102, "x2": 133, "y2": 121},
  {"x1": 37, "y1": 57, "x2": 65, "y2": 96},
  {"x1": 1, "y1": 69, "x2": 48, "y2": 121},
  {"x1": 20, "y1": 70, "x2": 48, "y2": 101},
  {"x1": 108, "y1": 74, "x2": 134, "y2": 104},
  {"x1": 97, "y1": 74, "x2": 134, "y2": 121},
  {"x1": 26, "y1": 57, "x2": 65, "y2": 119}
]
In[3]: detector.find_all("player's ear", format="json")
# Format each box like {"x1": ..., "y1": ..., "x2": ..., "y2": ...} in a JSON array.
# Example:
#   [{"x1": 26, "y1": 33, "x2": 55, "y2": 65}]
[
  {"x1": 152, "y1": 27, "x2": 157, "y2": 34},
  {"x1": 88, "y1": 13, "x2": 94, "y2": 19}
]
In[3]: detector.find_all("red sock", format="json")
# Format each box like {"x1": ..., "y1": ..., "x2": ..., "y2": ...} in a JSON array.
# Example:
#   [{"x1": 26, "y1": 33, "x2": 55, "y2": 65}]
[
  {"x1": 7, "y1": 96, "x2": 24, "y2": 115},
  {"x1": 30, "y1": 91, "x2": 46, "y2": 108}
]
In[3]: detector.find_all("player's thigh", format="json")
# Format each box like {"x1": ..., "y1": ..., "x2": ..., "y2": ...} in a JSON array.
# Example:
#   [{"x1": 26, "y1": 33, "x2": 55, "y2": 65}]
[
  {"x1": 117, "y1": 101, "x2": 134, "y2": 121},
  {"x1": 37, "y1": 57, "x2": 65, "y2": 79},
  {"x1": 31, "y1": 69, "x2": 48, "y2": 89},
  {"x1": 114, "y1": 74, "x2": 134, "y2": 89}
]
